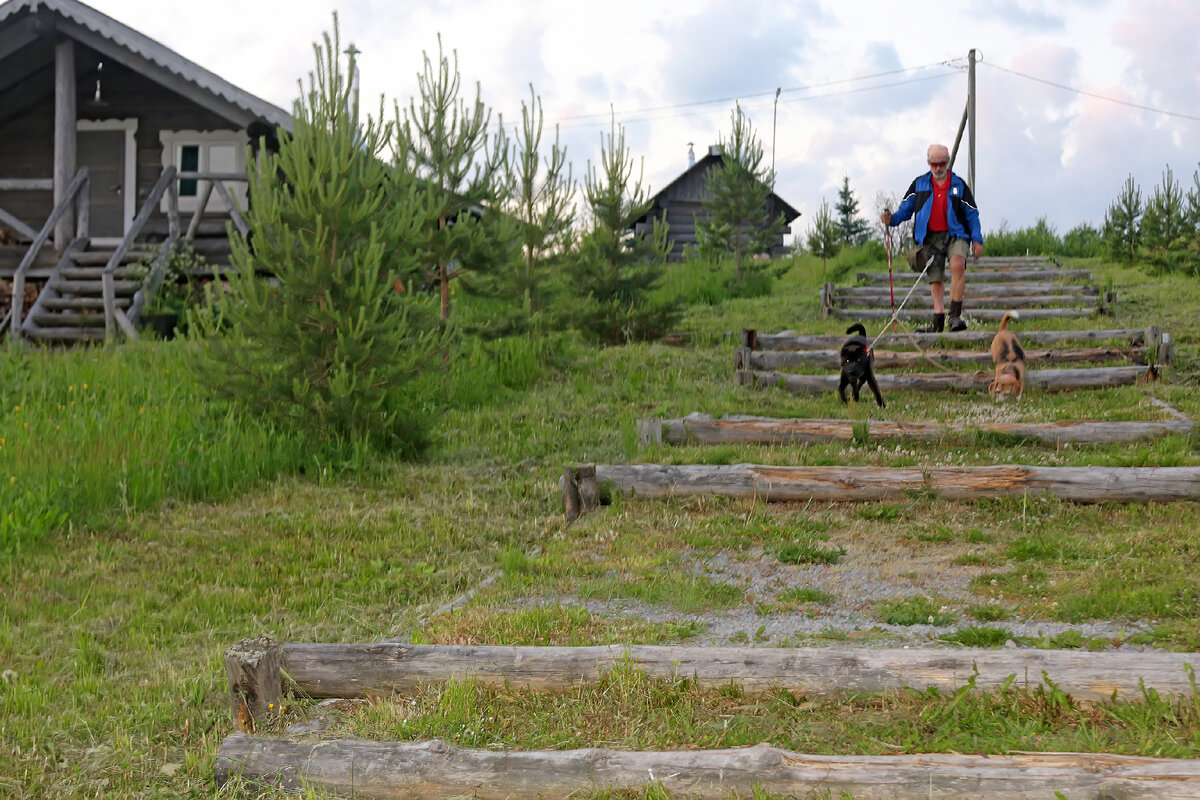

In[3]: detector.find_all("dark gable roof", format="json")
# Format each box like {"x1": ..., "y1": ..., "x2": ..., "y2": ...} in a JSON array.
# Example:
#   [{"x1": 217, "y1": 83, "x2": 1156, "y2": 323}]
[
  {"x1": 631, "y1": 148, "x2": 802, "y2": 226},
  {"x1": 0, "y1": 0, "x2": 291, "y2": 129}
]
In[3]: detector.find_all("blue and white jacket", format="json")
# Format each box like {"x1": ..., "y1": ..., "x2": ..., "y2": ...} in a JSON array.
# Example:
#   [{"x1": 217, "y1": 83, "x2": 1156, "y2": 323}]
[{"x1": 889, "y1": 172, "x2": 982, "y2": 245}]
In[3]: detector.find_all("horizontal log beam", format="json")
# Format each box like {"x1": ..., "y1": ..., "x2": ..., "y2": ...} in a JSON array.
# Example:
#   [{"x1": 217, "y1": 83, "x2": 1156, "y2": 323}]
[
  {"x1": 0, "y1": 178, "x2": 54, "y2": 190},
  {"x1": 741, "y1": 365, "x2": 1153, "y2": 393},
  {"x1": 216, "y1": 736, "x2": 1200, "y2": 800},
  {"x1": 591, "y1": 462, "x2": 1200, "y2": 504},
  {"x1": 838, "y1": 283, "x2": 1099, "y2": 297},
  {"x1": 832, "y1": 307, "x2": 1097, "y2": 321},
  {"x1": 275, "y1": 642, "x2": 1199, "y2": 701},
  {"x1": 751, "y1": 329, "x2": 1149, "y2": 350},
  {"x1": 833, "y1": 294, "x2": 1095, "y2": 309},
  {"x1": 745, "y1": 346, "x2": 1149, "y2": 370},
  {"x1": 640, "y1": 415, "x2": 1193, "y2": 446},
  {"x1": 857, "y1": 269, "x2": 1090, "y2": 282}
]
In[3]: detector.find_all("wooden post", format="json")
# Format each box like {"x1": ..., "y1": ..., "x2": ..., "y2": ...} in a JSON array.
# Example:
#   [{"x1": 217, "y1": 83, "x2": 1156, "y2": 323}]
[
  {"x1": 224, "y1": 636, "x2": 282, "y2": 733},
  {"x1": 561, "y1": 465, "x2": 597, "y2": 523},
  {"x1": 740, "y1": 328, "x2": 757, "y2": 349},
  {"x1": 733, "y1": 346, "x2": 750, "y2": 371},
  {"x1": 74, "y1": 171, "x2": 88, "y2": 239},
  {"x1": 636, "y1": 419, "x2": 663, "y2": 447},
  {"x1": 53, "y1": 39, "x2": 77, "y2": 250},
  {"x1": 1159, "y1": 331, "x2": 1174, "y2": 368}
]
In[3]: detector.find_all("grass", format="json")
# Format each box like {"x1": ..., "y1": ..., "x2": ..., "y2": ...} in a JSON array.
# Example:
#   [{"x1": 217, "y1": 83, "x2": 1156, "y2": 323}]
[{"x1": 2, "y1": 247, "x2": 1200, "y2": 797}]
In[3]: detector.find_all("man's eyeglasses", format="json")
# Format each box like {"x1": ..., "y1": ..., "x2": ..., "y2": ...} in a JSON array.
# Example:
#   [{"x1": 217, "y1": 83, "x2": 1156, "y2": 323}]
[{"x1": 929, "y1": 160, "x2": 948, "y2": 168}]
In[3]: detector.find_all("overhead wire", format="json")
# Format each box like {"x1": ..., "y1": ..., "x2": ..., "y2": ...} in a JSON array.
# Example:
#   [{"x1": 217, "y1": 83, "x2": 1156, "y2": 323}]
[{"x1": 982, "y1": 62, "x2": 1200, "y2": 123}]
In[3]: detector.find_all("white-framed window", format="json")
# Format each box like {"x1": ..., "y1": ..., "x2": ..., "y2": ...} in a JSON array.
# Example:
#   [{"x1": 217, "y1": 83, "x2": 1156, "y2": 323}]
[{"x1": 158, "y1": 130, "x2": 248, "y2": 214}]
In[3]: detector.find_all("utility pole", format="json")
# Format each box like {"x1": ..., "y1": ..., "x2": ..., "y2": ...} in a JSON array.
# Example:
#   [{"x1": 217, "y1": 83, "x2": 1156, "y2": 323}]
[
  {"x1": 771, "y1": 87, "x2": 781, "y2": 189},
  {"x1": 968, "y1": 48, "x2": 977, "y2": 195}
]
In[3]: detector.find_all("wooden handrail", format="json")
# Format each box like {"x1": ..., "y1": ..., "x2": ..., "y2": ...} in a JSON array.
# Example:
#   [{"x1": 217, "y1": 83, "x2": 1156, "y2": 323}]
[
  {"x1": 103, "y1": 166, "x2": 178, "y2": 339},
  {"x1": 10, "y1": 167, "x2": 89, "y2": 338}
]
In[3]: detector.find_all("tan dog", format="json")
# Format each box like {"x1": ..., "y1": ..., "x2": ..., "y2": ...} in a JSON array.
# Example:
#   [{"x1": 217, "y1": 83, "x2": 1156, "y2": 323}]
[{"x1": 989, "y1": 310, "x2": 1025, "y2": 400}]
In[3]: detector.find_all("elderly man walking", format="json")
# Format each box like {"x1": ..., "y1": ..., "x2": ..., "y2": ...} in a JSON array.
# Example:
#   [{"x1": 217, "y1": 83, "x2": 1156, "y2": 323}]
[{"x1": 880, "y1": 144, "x2": 983, "y2": 332}]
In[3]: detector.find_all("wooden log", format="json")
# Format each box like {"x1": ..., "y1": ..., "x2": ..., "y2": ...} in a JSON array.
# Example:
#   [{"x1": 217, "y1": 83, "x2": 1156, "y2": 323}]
[
  {"x1": 53, "y1": 39, "x2": 76, "y2": 249},
  {"x1": 560, "y1": 464, "x2": 598, "y2": 523},
  {"x1": 747, "y1": 346, "x2": 1150, "y2": 370},
  {"x1": 645, "y1": 415, "x2": 1194, "y2": 446},
  {"x1": 857, "y1": 269, "x2": 1090, "y2": 282},
  {"x1": 833, "y1": 307, "x2": 1096, "y2": 321},
  {"x1": 835, "y1": 294, "x2": 1094, "y2": 309},
  {"x1": 0, "y1": 178, "x2": 54, "y2": 190},
  {"x1": 744, "y1": 365, "x2": 1153, "y2": 393},
  {"x1": 591, "y1": 462, "x2": 1200, "y2": 504},
  {"x1": 838, "y1": 283, "x2": 1099, "y2": 297},
  {"x1": 276, "y1": 642, "x2": 1200, "y2": 701},
  {"x1": 216, "y1": 735, "x2": 1200, "y2": 800},
  {"x1": 740, "y1": 328, "x2": 757, "y2": 349},
  {"x1": 0, "y1": 204, "x2": 38, "y2": 241},
  {"x1": 754, "y1": 329, "x2": 1148, "y2": 350},
  {"x1": 224, "y1": 636, "x2": 283, "y2": 733}
]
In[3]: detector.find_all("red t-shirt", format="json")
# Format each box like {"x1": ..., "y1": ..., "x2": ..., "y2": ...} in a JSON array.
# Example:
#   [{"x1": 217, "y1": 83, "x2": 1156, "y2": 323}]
[{"x1": 928, "y1": 174, "x2": 950, "y2": 231}]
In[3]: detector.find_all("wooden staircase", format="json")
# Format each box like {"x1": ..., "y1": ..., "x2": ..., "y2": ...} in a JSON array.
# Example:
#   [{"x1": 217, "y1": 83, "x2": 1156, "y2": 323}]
[{"x1": 18, "y1": 240, "x2": 156, "y2": 343}]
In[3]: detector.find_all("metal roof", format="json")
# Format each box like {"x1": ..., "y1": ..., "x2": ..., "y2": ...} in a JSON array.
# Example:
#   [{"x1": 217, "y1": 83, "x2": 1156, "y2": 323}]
[
  {"x1": 630, "y1": 150, "x2": 802, "y2": 226},
  {"x1": 0, "y1": 0, "x2": 292, "y2": 129}
]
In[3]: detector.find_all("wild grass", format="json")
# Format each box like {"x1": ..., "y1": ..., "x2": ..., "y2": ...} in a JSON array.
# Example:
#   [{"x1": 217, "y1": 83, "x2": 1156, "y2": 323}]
[{"x1": 2, "y1": 246, "x2": 1200, "y2": 797}]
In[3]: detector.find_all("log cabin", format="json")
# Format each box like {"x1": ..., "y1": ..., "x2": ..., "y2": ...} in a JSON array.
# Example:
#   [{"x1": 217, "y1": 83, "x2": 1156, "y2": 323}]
[
  {"x1": 0, "y1": 0, "x2": 291, "y2": 342},
  {"x1": 628, "y1": 145, "x2": 800, "y2": 262}
]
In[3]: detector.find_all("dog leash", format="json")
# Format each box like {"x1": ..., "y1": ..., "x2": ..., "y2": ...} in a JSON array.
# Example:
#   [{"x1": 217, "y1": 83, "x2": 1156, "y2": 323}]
[{"x1": 870, "y1": 256, "x2": 931, "y2": 351}]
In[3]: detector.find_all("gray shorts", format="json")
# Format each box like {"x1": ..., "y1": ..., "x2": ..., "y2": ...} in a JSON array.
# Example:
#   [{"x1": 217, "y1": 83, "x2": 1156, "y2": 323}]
[{"x1": 922, "y1": 231, "x2": 970, "y2": 283}]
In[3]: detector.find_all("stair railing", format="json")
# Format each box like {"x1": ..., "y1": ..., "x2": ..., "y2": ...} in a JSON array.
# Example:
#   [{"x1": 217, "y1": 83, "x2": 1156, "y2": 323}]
[
  {"x1": 103, "y1": 166, "x2": 178, "y2": 340},
  {"x1": 179, "y1": 171, "x2": 250, "y2": 241},
  {"x1": 10, "y1": 168, "x2": 89, "y2": 340}
]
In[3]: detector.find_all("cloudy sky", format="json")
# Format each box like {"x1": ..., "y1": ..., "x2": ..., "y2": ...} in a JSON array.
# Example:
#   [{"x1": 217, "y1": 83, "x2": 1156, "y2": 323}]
[{"x1": 91, "y1": 0, "x2": 1200, "y2": 240}]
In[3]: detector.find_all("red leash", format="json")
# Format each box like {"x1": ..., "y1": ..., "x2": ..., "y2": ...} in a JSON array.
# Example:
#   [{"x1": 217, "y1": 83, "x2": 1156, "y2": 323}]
[{"x1": 884, "y1": 224, "x2": 897, "y2": 332}]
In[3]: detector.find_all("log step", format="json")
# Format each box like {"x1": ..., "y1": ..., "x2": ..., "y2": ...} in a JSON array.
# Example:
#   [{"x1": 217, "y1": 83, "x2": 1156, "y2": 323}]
[
  {"x1": 838, "y1": 283, "x2": 1099, "y2": 297},
  {"x1": 216, "y1": 736, "x2": 1200, "y2": 800},
  {"x1": 58, "y1": 266, "x2": 143, "y2": 281},
  {"x1": 740, "y1": 365, "x2": 1153, "y2": 393},
  {"x1": 640, "y1": 415, "x2": 1194, "y2": 446},
  {"x1": 21, "y1": 325, "x2": 106, "y2": 341},
  {"x1": 857, "y1": 269, "x2": 1090, "y2": 282},
  {"x1": 31, "y1": 311, "x2": 106, "y2": 327},
  {"x1": 590, "y1": 462, "x2": 1198, "y2": 504},
  {"x1": 41, "y1": 296, "x2": 131, "y2": 311},
  {"x1": 748, "y1": 329, "x2": 1153, "y2": 350},
  {"x1": 832, "y1": 294, "x2": 1095, "y2": 309},
  {"x1": 741, "y1": 345, "x2": 1149, "y2": 370},
  {"x1": 68, "y1": 250, "x2": 155, "y2": 266},
  {"x1": 832, "y1": 307, "x2": 1096, "y2": 321},
  {"x1": 48, "y1": 279, "x2": 141, "y2": 295}
]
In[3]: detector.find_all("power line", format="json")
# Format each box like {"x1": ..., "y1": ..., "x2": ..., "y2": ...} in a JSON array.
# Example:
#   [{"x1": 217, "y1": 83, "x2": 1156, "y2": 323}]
[
  {"x1": 549, "y1": 60, "x2": 958, "y2": 125},
  {"x1": 983, "y1": 62, "x2": 1200, "y2": 123}
]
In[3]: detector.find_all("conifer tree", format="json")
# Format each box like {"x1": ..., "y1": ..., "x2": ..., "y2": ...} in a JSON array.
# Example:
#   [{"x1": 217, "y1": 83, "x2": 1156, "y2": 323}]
[
  {"x1": 566, "y1": 118, "x2": 680, "y2": 345},
  {"x1": 1103, "y1": 174, "x2": 1142, "y2": 264},
  {"x1": 806, "y1": 199, "x2": 841, "y2": 276},
  {"x1": 398, "y1": 36, "x2": 517, "y2": 322},
  {"x1": 834, "y1": 175, "x2": 871, "y2": 245},
  {"x1": 198, "y1": 17, "x2": 442, "y2": 451},
  {"x1": 469, "y1": 85, "x2": 574, "y2": 334},
  {"x1": 1141, "y1": 165, "x2": 1187, "y2": 253},
  {"x1": 695, "y1": 104, "x2": 786, "y2": 291}
]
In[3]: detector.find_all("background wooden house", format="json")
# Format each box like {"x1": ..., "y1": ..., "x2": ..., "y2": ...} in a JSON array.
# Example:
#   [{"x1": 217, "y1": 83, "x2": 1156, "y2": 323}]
[
  {"x1": 628, "y1": 145, "x2": 801, "y2": 262},
  {"x1": 0, "y1": 0, "x2": 291, "y2": 342}
]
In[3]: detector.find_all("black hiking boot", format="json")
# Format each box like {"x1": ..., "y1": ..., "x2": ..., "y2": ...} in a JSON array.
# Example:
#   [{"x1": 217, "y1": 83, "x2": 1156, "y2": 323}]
[
  {"x1": 948, "y1": 300, "x2": 966, "y2": 332},
  {"x1": 917, "y1": 313, "x2": 945, "y2": 333}
]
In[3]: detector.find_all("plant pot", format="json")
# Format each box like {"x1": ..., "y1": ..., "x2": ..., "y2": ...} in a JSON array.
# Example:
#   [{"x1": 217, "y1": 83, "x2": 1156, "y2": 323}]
[{"x1": 142, "y1": 312, "x2": 180, "y2": 340}]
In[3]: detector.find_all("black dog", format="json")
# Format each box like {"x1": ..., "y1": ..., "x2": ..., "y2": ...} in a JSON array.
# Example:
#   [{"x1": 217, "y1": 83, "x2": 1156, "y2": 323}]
[{"x1": 839, "y1": 323, "x2": 886, "y2": 407}]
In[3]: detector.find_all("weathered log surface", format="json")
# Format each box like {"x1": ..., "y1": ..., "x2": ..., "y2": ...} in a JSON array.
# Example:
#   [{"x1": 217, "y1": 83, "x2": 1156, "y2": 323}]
[
  {"x1": 641, "y1": 415, "x2": 1193, "y2": 446},
  {"x1": 216, "y1": 736, "x2": 1200, "y2": 800},
  {"x1": 857, "y1": 269, "x2": 1090, "y2": 282},
  {"x1": 833, "y1": 294, "x2": 1095, "y2": 309},
  {"x1": 746, "y1": 346, "x2": 1147, "y2": 370},
  {"x1": 277, "y1": 643, "x2": 1199, "y2": 700},
  {"x1": 742, "y1": 365, "x2": 1153, "y2": 393},
  {"x1": 833, "y1": 307, "x2": 1096, "y2": 321},
  {"x1": 838, "y1": 283, "x2": 1098, "y2": 297},
  {"x1": 752, "y1": 329, "x2": 1148, "y2": 350},
  {"x1": 225, "y1": 637, "x2": 283, "y2": 733},
  {"x1": 591, "y1": 463, "x2": 1200, "y2": 503}
]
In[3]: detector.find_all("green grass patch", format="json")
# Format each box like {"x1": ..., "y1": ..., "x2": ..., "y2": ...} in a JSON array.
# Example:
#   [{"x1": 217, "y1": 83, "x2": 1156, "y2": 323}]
[
  {"x1": 940, "y1": 626, "x2": 1012, "y2": 647},
  {"x1": 876, "y1": 596, "x2": 956, "y2": 626},
  {"x1": 774, "y1": 541, "x2": 846, "y2": 565}
]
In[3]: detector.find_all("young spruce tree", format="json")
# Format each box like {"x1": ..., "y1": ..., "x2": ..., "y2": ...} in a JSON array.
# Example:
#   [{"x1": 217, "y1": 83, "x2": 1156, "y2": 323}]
[
  {"x1": 469, "y1": 85, "x2": 575, "y2": 334},
  {"x1": 695, "y1": 104, "x2": 786, "y2": 292},
  {"x1": 398, "y1": 35, "x2": 517, "y2": 322},
  {"x1": 198, "y1": 18, "x2": 442, "y2": 452},
  {"x1": 806, "y1": 199, "x2": 841, "y2": 277},
  {"x1": 567, "y1": 118, "x2": 680, "y2": 345},
  {"x1": 1103, "y1": 174, "x2": 1142, "y2": 264},
  {"x1": 834, "y1": 175, "x2": 871, "y2": 246}
]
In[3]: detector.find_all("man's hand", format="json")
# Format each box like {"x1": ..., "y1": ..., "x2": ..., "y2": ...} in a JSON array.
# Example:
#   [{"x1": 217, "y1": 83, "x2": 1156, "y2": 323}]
[
  {"x1": 880, "y1": 211, "x2": 892, "y2": 225},
  {"x1": 971, "y1": 241, "x2": 983, "y2": 259}
]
